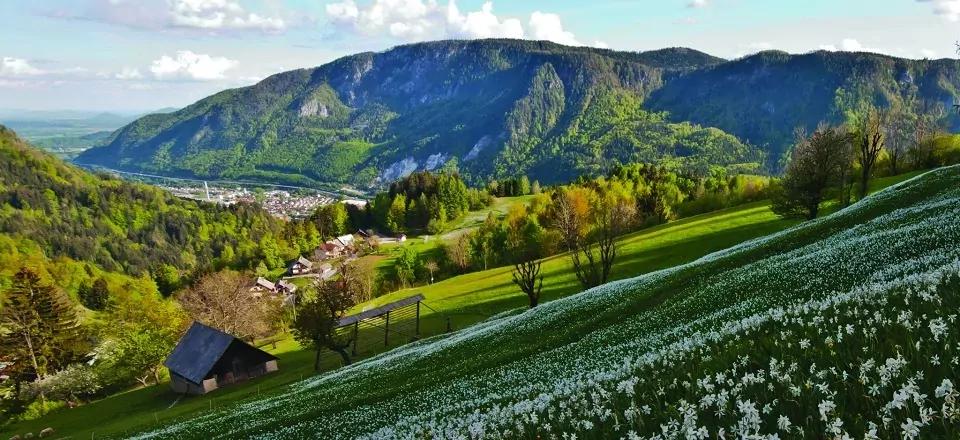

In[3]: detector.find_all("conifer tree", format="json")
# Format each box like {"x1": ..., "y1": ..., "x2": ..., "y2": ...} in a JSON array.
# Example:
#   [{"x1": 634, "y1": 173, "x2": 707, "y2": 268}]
[{"x1": 0, "y1": 268, "x2": 85, "y2": 383}]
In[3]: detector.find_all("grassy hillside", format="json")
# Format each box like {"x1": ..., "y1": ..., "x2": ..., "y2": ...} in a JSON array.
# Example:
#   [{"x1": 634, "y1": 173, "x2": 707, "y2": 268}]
[
  {"x1": 0, "y1": 170, "x2": 932, "y2": 439},
  {"x1": 111, "y1": 165, "x2": 960, "y2": 439}
]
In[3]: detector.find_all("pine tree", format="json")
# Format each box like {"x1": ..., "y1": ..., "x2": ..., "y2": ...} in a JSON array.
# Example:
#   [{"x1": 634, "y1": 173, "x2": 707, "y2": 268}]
[
  {"x1": 80, "y1": 277, "x2": 109, "y2": 311},
  {"x1": 0, "y1": 268, "x2": 85, "y2": 382}
]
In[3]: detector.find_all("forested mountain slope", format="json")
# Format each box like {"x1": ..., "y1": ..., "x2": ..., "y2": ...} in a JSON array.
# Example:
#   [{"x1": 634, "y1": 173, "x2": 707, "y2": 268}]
[
  {"x1": 647, "y1": 50, "x2": 960, "y2": 165},
  {"x1": 78, "y1": 40, "x2": 758, "y2": 187},
  {"x1": 0, "y1": 125, "x2": 295, "y2": 285},
  {"x1": 79, "y1": 40, "x2": 960, "y2": 189}
]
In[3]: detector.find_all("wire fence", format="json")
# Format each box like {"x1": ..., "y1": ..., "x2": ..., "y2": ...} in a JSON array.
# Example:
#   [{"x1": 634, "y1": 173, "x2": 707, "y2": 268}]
[{"x1": 315, "y1": 296, "x2": 452, "y2": 369}]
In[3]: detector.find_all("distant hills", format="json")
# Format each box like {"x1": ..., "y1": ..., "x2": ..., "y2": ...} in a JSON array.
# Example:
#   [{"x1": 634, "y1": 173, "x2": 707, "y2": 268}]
[
  {"x1": 0, "y1": 107, "x2": 180, "y2": 158},
  {"x1": 77, "y1": 39, "x2": 959, "y2": 188}
]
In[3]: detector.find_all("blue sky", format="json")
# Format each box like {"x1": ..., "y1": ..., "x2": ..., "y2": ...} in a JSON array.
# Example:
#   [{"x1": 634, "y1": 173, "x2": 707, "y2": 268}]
[{"x1": 0, "y1": 0, "x2": 955, "y2": 111}]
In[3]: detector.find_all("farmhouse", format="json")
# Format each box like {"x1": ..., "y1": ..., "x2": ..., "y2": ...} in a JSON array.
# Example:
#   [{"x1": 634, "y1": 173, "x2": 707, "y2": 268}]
[
  {"x1": 316, "y1": 242, "x2": 344, "y2": 260},
  {"x1": 277, "y1": 279, "x2": 297, "y2": 294},
  {"x1": 164, "y1": 322, "x2": 278, "y2": 395},
  {"x1": 336, "y1": 234, "x2": 356, "y2": 248},
  {"x1": 249, "y1": 277, "x2": 276, "y2": 297},
  {"x1": 289, "y1": 256, "x2": 313, "y2": 275}
]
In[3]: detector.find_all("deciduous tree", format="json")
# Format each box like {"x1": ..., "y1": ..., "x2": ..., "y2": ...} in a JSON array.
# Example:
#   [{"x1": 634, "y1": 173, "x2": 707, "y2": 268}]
[
  {"x1": 176, "y1": 271, "x2": 275, "y2": 340},
  {"x1": 508, "y1": 215, "x2": 545, "y2": 308},
  {"x1": 447, "y1": 233, "x2": 472, "y2": 274},
  {"x1": 772, "y1": 124, "x2": 851, "y2": 220},
  {"x1": 95, "y1": 286, "x2": 187, "y2": 387},
  {"x1": 394, "y1": 246, "x2": 419, "y2": 288},
  {"x1": 292, "y1": 266, "x2": 359, "y2": 370},
  {"x1": 856, "y1": 107, "x2": 887, "y2": 200}
]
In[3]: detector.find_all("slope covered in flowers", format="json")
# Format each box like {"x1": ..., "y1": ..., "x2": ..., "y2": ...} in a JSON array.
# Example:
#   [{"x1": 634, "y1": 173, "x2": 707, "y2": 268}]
[{"x1": 132, "y1": 166, "x2": 960, "y2": 439}]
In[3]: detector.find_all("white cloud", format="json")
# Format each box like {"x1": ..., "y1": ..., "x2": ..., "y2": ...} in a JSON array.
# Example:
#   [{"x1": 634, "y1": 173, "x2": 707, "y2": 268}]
[
  {"x1": 529, "y1": 12, "x2": 580, "y2": 46},
  {"x1": 917, "y1": 0, "x2": 960, "y2": 21},
  {"x1": 819, "y1": 39, "x2": 886, "y2": 54},
  {"x1": 688, "y1": 0, "x2": 710, "y2": 8},
  {"x1": 150, "y1": 51, "x2": 239, "y2": 81},
  {"x1": 115, "y1": 67, "x2": 144, "y2": 80},
  {"x1": 595, "y1": 41, "x2": 609, "y2": 49},
  {"x1": 169, "y1": 0, "x2": 286, "y2": 32},
  {"x1": 675, "y1": 17, "x2": 698, "y2": 25},
  {"x1": 921, "y1": 48, "x2": 938, "y2": 58},
  {"x1": 326, "y1": 0, "x2": 593, "y2": 46},
  {"x1": 1, "y1": 57, "x2": 45, "y2": 77},
  {"x1": 48, "y1": 0, "x2": 292, "y2": 34},
  {"x1": 448, "y1": 1, "x2": 524, "y2": 40}
]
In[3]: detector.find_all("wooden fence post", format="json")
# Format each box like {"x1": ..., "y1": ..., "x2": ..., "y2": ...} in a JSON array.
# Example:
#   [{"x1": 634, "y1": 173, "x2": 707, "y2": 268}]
[
  {"x1": 352, "y1": 321, "x2": 359, "y2": 356},
  {"x1": 415, "y1": 302, "x2": 421, "y2": 337},
  {"x1": 384, "y1": 311, "x2": 390, "y2": 346}
]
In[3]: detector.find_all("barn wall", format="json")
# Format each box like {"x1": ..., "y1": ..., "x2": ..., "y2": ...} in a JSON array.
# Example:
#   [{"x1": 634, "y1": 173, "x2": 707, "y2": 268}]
[{"x1": 170, "y1": 374, "x2": 218, "y2": 395}]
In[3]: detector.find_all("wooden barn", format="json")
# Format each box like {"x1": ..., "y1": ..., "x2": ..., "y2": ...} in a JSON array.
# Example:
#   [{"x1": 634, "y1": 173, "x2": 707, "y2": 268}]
[{"x1": 164, "y1": 322, "x2": 278, "y2": 395}]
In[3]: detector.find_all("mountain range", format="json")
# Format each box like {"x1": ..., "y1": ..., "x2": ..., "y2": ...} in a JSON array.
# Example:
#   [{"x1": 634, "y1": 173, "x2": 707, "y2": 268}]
[{"x1": 77, "y1": 39, "x2": 960, "y2": 188}]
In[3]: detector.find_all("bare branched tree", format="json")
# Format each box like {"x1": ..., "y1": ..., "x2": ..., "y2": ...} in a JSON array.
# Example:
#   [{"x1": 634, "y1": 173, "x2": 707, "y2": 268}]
[
  {"x1": 884, "y1": 103, "x2": 913, "y2": 176},
  {"x1": 424, "y1": 260, "x2": 439, "y2": 284},
  {"x1": 507, "y1": 215, "x2": 545, "y2": 308},
  {"x1": 554, "y1": 189, "x2": 635, "y2": 290},
  {"x1": 349, "y1": 259, "x2": 378, "y2": 303},
  {"x1": 446, "y1": 233, "x2": 471, "y2": 274},
  {"x1": 176, "y1": 271, "x2": 275, "y2": 340},
  {"x1": 856, "y1": 106, "x2": 887, "y2": 200}
]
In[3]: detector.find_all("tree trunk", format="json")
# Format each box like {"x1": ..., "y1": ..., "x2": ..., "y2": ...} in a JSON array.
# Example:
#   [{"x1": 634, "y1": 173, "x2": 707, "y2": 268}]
[
  {"x1": 152, "y1": 366, "x2": 162, "y2": 385},
  {"x1": 858, "y1": 168, "x2": 870, "y2": 201},
  {"x1": 313, "y1": 348, "x2": 322, "y2": 372},
  {"x1": 807, "y1": 197, "x2": 820, "y2": 221},
  {"x1": 332, "y1": 346, "x2": 352, "y2": 366},
  {"x1": 529, "y1": 294, "x2": 538, "y2": 308}
]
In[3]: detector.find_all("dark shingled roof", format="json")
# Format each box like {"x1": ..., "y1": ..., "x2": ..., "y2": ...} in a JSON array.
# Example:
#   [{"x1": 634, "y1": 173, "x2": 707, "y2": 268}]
[
  {"x1": 336, "y1": 294, "x2": 424, "y2": 327},
  {"x1": 164, "y1": 322, "x2": 276, "y2": 385}
]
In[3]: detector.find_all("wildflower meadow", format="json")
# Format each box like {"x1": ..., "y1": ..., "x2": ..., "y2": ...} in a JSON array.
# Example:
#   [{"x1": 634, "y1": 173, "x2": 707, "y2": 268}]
[{"x1": 130, "y1": 166, "x2": 960, "y2": 439}]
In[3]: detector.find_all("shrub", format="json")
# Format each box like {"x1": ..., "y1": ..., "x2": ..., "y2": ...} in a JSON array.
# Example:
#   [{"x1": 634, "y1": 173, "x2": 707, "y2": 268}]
[{"x1": 22, "y1": 364, "x2": 101, "y2": 402}]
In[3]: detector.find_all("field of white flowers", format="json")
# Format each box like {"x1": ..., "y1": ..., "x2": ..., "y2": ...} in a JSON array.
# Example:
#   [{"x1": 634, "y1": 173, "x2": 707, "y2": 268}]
[{"x1": 131, "y1": 166, "x2": 960, "y2": 439}]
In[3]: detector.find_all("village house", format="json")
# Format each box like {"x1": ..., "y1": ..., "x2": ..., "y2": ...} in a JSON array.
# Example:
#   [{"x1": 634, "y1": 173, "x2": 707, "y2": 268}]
[
  {"x1": 277, "y1": 280, "x2": 297, "y2": 295},
  {"x1": 316, "y1": 241, "x2": 344, "y2": 260},
  {"x1": 289, "y1": 256, "x2": 313, "y2": 275},
  {"x1": 249, "y1": 277, "x2": 277, "y2": 297},
  {"x1": 336, "y1": 234, "x2": 356, "y2": 249},
  {"x1": 164, "y1": 322, "x2": 278, "y2": 395}
]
